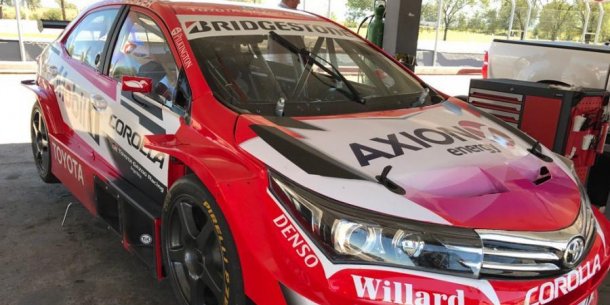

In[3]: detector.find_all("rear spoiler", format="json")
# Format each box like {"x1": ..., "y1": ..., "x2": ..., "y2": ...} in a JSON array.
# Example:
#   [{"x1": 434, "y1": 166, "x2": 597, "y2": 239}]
[{"x1": 37, "y1": 19, "x2": 70, "y2": 32}]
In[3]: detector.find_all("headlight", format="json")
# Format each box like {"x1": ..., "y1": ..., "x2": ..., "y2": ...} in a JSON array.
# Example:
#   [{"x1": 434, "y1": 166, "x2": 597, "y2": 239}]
[{"x1": 269, "y1": 171, "x2": 484, "y2": 278}]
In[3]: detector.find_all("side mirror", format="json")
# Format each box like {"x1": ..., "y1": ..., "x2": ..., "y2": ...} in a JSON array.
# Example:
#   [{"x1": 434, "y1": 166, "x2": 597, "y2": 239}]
[{"x1": 121, "y1": 76, "x2": 152, "y2": 94}]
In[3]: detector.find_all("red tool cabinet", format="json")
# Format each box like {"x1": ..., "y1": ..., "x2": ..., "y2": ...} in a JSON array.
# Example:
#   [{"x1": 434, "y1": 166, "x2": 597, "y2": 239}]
[{"x1": 468, "y1": 79, "x2": 609, "y2": 183}]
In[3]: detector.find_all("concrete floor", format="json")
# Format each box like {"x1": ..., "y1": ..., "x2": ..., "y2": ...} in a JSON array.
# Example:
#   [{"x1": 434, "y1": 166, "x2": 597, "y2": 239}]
[
  {"x1": 0, "y1": 143, "x2": 178, "y2": 305},
  {"x1": 1, "y1": 74, "x2": 610, "y2": 305}
]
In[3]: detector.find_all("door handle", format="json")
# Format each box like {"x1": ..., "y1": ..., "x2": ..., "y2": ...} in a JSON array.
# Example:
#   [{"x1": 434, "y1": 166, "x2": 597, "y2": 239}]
[
  {"x1": 91, "y1": 94, "x2": 108, "y2": 111},
  {"x1": 47, "y1": 65, "x2": 58, "y2": 76}
]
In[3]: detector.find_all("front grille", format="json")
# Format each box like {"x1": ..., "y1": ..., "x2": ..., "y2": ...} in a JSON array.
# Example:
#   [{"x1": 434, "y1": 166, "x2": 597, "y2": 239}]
[{"x1": 476, "y1": 205, "x2": 597, "y2": 279}]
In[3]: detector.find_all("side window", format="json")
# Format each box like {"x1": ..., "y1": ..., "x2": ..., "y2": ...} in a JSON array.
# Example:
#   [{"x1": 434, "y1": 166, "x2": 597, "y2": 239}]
[
  {"x1": 65, "y1": 9, "x2": 119, "y2": 70},
  {"x1": 109, "y1": 12, "x2": 179, "y2": 107}
]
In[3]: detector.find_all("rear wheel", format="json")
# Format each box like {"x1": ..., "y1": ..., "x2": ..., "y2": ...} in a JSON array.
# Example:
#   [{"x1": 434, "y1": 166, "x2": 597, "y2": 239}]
[
  {"x1": 162, "y1": 175, "x2": 245, "y2": 305},
  {"x1": 30, "y1": 103, "x2": 58, "y2": 183}
]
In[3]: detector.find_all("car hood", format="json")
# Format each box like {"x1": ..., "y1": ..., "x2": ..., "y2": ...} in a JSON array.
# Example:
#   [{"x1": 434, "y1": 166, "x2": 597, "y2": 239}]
[{"x1": 236, "y1": 101, "x2": 581, "y2": 231}]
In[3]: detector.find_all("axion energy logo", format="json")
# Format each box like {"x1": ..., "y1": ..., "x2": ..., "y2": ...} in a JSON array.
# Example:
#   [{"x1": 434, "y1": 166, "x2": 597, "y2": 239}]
[
  {"x1": 349, "y1": 120, "x2": 515, "y2": 167},
  {"x1": 351, "y1": 275, "x2": 465, "y2": 305}
]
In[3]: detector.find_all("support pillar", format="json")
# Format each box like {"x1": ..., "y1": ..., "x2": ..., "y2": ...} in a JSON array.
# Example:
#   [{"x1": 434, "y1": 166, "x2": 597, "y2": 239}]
[
  {"x1": 507, "y1": 0, "x2": 516, "y2": 39},
  {"x1": 15, "y1": 0, "x2": 26, "y2": 62},
  {"x1": 595, "y1": 2, "x2": 605, "y2": 44},
  {"x1": 582, "y1": 1, "x2": 591, "y2": 42},
  {"x1": 382, "y1": 0, "x2": 423, "y2": 70},
  {"x1": 524, "y1": 0, "x2": 533, "y2": 40}
]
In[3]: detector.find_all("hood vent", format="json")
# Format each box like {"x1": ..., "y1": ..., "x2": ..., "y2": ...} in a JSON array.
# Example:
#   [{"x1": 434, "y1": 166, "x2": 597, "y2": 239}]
[
  {"x1": 533, "y1": 166, "x2": 552, "y2": 185},
  {"x1": 376, "y1": 165, "x2": 406, "y2": 195}
]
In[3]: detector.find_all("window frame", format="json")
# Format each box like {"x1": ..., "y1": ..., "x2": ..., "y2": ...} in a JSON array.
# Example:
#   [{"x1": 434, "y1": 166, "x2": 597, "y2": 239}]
[
  {"x1": 105, "y1": 5, "x2": 189, "y2": 117},
  {"x1": 61, "y1": 5, "x2": 127, "y2": 73}
]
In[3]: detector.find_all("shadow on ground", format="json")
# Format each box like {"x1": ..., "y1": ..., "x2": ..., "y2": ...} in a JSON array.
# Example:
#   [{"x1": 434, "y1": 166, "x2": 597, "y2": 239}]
[
  {"x1": 417, "y1": 50, "x2": 484, "y2": 67},
  {"x1": 0, "y1": 143, "x2": 177, "y2": 305}
]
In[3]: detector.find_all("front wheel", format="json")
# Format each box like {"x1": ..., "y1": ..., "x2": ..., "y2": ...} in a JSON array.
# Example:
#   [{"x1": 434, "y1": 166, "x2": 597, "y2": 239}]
[{"x1": 162, "y1": 175, "x2": 245, "y2": 305}]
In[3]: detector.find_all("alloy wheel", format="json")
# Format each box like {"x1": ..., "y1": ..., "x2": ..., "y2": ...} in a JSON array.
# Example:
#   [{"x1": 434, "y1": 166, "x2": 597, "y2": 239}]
[
  {"x1": 166, "y1": 198, "x2": 225, "y2": 305},
  {"x1": 31, "y1": 108, "x2": 51, "y2": 175}
]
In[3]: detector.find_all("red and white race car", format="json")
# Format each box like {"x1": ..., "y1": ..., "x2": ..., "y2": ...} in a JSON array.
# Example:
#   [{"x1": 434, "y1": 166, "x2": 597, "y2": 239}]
[{"x1": 24, "y1": 1, "x2": 610, "y2": 305}]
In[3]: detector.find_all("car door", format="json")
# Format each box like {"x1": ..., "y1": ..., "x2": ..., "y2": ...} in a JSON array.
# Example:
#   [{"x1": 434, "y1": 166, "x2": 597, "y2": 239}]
[
  {"x1": 45, "y1": 6, "x2": 123, "y2": 211},
  {"x1": 103, "y1": 7, "x2": 185, "y2": 203}
]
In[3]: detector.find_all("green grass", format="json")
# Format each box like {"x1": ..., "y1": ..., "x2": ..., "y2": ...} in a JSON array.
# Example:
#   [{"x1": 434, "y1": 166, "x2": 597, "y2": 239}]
[
  {"x1": 350, "y1": 27, "x2": 497, "y2": 43},
  {"x1": 0, "y1": 32, "x2": 59, "y2": 40},
  {"x1": 418, "y1": 29, "x2": 497, "y2": 42}
]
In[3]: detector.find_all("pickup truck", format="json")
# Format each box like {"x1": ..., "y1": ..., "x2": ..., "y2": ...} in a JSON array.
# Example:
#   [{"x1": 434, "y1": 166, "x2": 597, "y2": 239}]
[{"x1": 485, "y1": 39, "x2": 610, "y2": 90}]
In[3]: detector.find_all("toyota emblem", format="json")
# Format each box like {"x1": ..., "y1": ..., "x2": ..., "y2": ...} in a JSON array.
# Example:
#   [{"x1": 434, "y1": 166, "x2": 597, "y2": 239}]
[{"x1": 563, "y1": 237, "x2": 586, "y2": 268}]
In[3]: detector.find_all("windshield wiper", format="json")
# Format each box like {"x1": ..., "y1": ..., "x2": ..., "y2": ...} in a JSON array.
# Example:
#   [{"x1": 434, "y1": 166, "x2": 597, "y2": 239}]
[
  {"x1": 269, "y1": 31, "x2": 366, "y2": 104},
  {"x1": 412, "y1": 88, "x2": 429, "y2": 107},
  {"x1": 528, "y1": 141, "x2": 553, "y2": 162}
]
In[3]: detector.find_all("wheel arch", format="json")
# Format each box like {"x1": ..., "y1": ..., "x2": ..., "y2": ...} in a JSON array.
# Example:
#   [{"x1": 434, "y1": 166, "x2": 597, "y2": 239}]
[
  {"x1": 22, "y1": 78, "x2": 66, "y2": 136},
  {"x1": 150, "y1": 130, "x2": 264, "y2": 285},
  {"x1": 146, "y1": 132, "x2": 261, "y2": 211}
]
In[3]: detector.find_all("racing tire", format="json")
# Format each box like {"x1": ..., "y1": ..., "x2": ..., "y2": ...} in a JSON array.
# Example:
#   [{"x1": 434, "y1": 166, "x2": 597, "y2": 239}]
[
  {"x1": 30, "y1": 103, "x2": 58, "y2": 183},
  {"x1": 162, "y1": 175, "x2": 245, "y2": 305}
]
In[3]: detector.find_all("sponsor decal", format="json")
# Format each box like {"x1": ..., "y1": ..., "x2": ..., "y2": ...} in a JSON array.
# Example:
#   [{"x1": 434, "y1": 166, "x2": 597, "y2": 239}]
[
  {"x1": 352, "y1": 275, "x2": 465, "y2": 305},
  {"x1": 273, "y1": 214, "x2": 319, "y2": 268},
  {"x1": 171, "y1": 27, "x2": 193, "y2": 69},
  {"x1": 107, "y1": 137, "x2": 166, "y2": 196},
  {"x1": 54, "y1": 66, "x2": 100, "y2": 145},
  {"x1": 51, "y1": 142, "x2": 84, "y2": 186},
  {"x1": 181, "y1": 5, "x2": 304, "y2": 18},
  {"x1": 124, "y1": 80, "x2": 147, "y2": 89},
  {"x1": 202, "y1": 201, "x2": 231, "y2": 305},
  {"x1": 121, "y1": 76, "x2": 152, "y2": 93},
  {"x1": 109, "y1": 115, "x2": 165, "y2": 169},
  {"x1": 124, "y1": 0, "x2": 153, "y2": 7},
  {"x1": 350, "y1": 120, "x2": 514, "y2": 167},
  {"x1": 524, "y1": 254, "x2": 601, "y2": 305},
  {"x1": 180, "y1": 16, "x2": 357, "y2": 41}
]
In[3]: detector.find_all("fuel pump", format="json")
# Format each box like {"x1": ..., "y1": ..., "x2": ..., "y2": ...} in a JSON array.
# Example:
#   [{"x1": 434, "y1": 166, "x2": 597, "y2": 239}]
[
  {"x1": 357, "y1": 0, "x2": 386, "y2": 48},
  {"x1": 367, "y1": 0, "x2": 386, "y2": 47},
  {"x1": 357, "y1": 0, "x2": 420, "y2": 71}
]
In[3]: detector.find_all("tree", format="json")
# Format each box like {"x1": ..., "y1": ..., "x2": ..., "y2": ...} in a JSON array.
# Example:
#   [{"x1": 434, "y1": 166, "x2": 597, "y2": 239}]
[
  {"x1": 346, "y1": 0, "x2": 373, "y2": 26},
  {"x1": 572, "y1": 1, "x2": 610, "y2": 43},
  {"x1": 24, "y1": 0, "x2": 41, "y2": 10},
  {"x1": 0, "y1": 0, "x2": 12, "y2": 19},
  {"x1": 536, "y1": 0, "x2": 575, "y2": 41},
  {"x1": 56, "y1": 0, "x2": 65, "y2": 20},
  {"x1": 481, "y1": 8, "x2": 500, "y2": 34},
  {"x1": 466, "y1": 11, "x2": 486, "y2": 33},
  {"x1": 498, "y1": 0, "x2": 539, "y2": 39},
  {"x1": 421, "y1": 0, "x2": 438, "y2": 22},
  {"x1": 440, "y1": 0, "x2": 475, "y2": 41}
]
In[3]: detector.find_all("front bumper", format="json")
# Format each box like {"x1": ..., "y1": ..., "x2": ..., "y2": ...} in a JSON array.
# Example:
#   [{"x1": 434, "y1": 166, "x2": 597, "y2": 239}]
[
  {"x1": 222, "y1": 177, "x2": 610, "y2": 305},
  {"x1": 267, "y1": 207, "x2": 610, "y2": 305}
]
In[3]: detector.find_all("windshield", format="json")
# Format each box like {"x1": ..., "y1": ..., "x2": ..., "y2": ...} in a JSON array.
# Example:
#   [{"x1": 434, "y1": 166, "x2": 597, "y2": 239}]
[{"x1": 188, "y1": 20, "x2": 427, "y2": 116}]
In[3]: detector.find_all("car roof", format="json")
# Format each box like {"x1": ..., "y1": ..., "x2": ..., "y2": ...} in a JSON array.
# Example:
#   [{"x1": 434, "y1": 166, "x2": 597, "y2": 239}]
[{"x1": 92, "y1": 0, "x2": 323, "y2": 22}]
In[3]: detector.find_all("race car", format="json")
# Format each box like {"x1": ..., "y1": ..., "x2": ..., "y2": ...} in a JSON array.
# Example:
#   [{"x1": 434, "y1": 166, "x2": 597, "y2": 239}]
[{"x1": 24, "y1": 0, "x2": 610, "y2": 304}]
